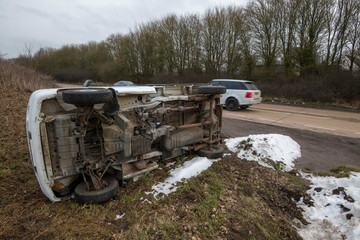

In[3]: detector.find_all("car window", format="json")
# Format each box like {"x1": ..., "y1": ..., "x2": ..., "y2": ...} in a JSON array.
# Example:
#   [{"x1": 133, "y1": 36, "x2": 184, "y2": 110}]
[
  {"x1": 231, "y1": 82, "x2": 247, "y2": 90},
  {"x1": 219, "y1": 81, "x2": 231, "y2": 89},
  {"x1": 214, "y1": 81, "x2": 246, "y2": 90},
  {"x1": 244, "y1": 82, "x2": 258, "y2": 90},
  {"x1": 211, "y1": 80, "x2": 258, "y2": 90}
]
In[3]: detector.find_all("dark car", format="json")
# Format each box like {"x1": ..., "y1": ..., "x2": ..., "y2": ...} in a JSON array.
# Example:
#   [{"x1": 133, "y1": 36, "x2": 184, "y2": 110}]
[{"x1": 114, "y1": 81, "x2": 136, "y2": 86}]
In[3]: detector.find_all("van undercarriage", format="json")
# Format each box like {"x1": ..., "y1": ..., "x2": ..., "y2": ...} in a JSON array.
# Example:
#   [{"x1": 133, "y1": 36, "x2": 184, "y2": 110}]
[{"x1": 27, "y1": 84, "x2": 225, "y2": 203}]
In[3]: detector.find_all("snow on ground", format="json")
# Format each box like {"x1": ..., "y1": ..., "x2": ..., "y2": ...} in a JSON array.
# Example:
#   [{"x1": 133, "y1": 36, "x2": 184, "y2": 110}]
[
  {"x1": 297, "y1": 172, "x2": 360, "y2": 240},
  {"x1": 225, "y1": 134, "x2": 301, "y2": 172},
  {"x1": 115, "y1": 213, "x2": 125, "y2": 220},
  {"x1": 145, "y1": 133, "x2": 359, "y2": 239},
  {"x1": 225, "y1": 133, "x2": 360, "y2": 240},
  {"x1": 146, "y1": 157, "x2": 220, "y2": 200}
]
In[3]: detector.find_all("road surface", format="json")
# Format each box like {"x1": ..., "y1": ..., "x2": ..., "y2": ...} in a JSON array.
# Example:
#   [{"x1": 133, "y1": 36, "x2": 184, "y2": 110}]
[
  {"x1": 223, "y1": 104, "x2": 360, "y2": 138},
  {"x1": 222, "y1": 104, "x2": 360, "y2": 172}
]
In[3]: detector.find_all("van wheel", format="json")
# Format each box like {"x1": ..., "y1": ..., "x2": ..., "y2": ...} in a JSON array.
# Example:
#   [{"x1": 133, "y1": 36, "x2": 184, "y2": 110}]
[
  {"x1": 198, "y1": 85, "x2": 226, "y2": 95},
  {"x1": 225, "y1": 98, "x2": 239, "y2": 111},
  {"x1": 197, "y1": 145, "x2": 224, "y2": 159},
  {"x1": 62, "y1": 88, "x2": 113, "y2": 105},
  {"x1": 74, "y1": 176, "x2": 119, "y2": 204}
]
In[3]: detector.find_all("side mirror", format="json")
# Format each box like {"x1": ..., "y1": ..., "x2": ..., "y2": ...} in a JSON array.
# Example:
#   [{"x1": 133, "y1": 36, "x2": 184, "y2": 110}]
[{"x1": 83, "y1": 79, "x2": 92, "y2": 87}]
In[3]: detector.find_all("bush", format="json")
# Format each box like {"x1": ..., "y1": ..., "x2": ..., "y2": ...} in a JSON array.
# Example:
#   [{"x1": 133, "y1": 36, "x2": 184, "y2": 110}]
[
  {"x1": 256, "y1": 67, "x2": 360, "y2": 108},
  {"x1": 0, "y1": 59, "x2": 56, "y2": 93},
  {"x1": 53, "y1": 68, "x2": 97, "y2": 84}
]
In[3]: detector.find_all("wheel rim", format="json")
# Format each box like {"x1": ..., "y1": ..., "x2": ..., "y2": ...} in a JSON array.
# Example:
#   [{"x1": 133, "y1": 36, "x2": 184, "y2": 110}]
[{"x1": 227, "y1": 99, "x2": 237, "y2": 110}]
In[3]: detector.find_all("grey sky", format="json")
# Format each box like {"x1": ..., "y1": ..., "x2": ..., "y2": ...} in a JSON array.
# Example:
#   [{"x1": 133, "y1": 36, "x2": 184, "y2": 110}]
[{"x1": 0, "y1": 0, "x2": 248, "y2": 59}]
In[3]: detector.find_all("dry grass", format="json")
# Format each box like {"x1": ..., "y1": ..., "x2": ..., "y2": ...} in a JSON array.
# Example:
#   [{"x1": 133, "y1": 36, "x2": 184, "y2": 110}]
[{"x1": 0, "y1": 59, "x2": 56, "y2": 93}]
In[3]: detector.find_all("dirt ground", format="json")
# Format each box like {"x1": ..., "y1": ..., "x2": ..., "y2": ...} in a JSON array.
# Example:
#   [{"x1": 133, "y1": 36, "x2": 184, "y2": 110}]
[
  {"x1": 0, "y1": 91, "x2": 309, "y2": 239},
  {"x1": 222, "y1": 117, "x2": 360, "y2": 173}
]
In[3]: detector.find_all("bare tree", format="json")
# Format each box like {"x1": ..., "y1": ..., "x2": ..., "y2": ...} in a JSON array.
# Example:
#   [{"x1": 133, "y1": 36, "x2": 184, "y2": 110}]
[
  {"x1": 294, "y1": 0, "x2": 332, "y2": 75},
  {"x1": 158, "y1": 15, "x2": 177, "y2": 75},
  {"x1": 201, "y1": 7, "x2": 228, "y2": 76},
  {"x1": 184, "y1": 14, "x2": 202, "y2": 73},
  {"x1": 346, "y1": 0, "x2": 360, "y2": 71},
  {"x1": 224, "y1": 6, "x2": 246, "y2": 76},
  {"x1": 131, "y1": 22, "x2": 161, "y2": 79},
  {"x1": 278, "y1": 0, "x2": 298, "y2": 73},
  {"x1": 106, "y1": 32, "x2": 141, "y2": 79},
  {"x1": 239, "y1": 23, "x2": 257, "y2": 79},
  {"x1": 324, "y1": 0, "x2": 358, "y2": 68},
  {"x1": 172, "y1": 14, "x2": 201, "y2": 75},
  {"x1": 16, "y1": 42, "x2": 38, "y2": 68},
  {"x1": 247, "y1": 0, "x2": 281, "y2": 68}
]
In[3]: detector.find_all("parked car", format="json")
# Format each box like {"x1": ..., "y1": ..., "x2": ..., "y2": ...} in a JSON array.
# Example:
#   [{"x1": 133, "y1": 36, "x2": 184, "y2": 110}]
[
  {"x1": 114, "y1": 81, "x2": 136, "y2": 86},
  {"x1": 210, "y1": 79, "x2": 262, "y2": 110},
  {"x1": 26, "y1": 84, "x2": 225, "y2": 203}
]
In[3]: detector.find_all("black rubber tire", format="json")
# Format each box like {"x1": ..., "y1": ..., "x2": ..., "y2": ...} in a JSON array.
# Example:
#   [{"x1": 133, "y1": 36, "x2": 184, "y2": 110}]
[
  {"x1": 74, "y1": 176, "x2": 119, "y2": 204},
  {"x1": 62, "y1": 88, "x2": 113, "y2": 105},
  {"x1": 240, "y1": 105, "x2": 249, "y2": 109},
  {"x1": 225, "y1": 98, "x2": 239, "y2": 111},
  {"x1": 198, "y1": 85, "x2": 226, "y2": 95},
  {"x1": 197, "y1": 145, "x2": 224, "y2": 159}
]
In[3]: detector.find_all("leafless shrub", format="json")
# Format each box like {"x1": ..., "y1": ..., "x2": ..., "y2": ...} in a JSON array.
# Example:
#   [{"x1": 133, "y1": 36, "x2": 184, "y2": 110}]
[
  {"x1": 0, "y1": 59, "x2": 56, "y2": 93},
  {"x1": 54, "y1": 68, "x2": 97, "y2": 83},
  {"x1": 258, "y1": 69, "x2": 360, "y2": 108}
]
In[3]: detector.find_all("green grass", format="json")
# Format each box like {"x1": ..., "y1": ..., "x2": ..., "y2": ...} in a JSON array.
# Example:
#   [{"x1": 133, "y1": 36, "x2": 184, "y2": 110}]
[{"x1": 316, "y1": 165, "x2": 360, "y2": 178}]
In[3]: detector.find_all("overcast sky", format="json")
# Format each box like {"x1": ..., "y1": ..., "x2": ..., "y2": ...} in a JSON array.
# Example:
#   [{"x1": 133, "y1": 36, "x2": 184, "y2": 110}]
[{"x1": 0, "y1": 0, "x2": 248, "y2": 59}]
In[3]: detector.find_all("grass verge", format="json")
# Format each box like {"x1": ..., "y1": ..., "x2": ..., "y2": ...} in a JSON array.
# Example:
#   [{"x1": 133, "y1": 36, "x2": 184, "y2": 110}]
[{"x1": 0, "y1": 61, "x2": 308, "y2": 239}]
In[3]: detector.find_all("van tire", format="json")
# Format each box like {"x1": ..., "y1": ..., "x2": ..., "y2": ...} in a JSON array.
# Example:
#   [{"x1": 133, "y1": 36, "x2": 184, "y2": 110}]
[
  {"x1": 74, "y1": 176, "x2": 119, "y2": 204},
  {"x1": 197, "y1": 145, "x2": 224, "y2": 159},
  {"x1": 62, "y1": 88, "x2": 113, "y2": 105},
  {"x1": 225, "y1": 98, "x2": 239, "y2": 111},
  {"x1": 198, "y1": 85, "x2": 226, "y2": 95}
]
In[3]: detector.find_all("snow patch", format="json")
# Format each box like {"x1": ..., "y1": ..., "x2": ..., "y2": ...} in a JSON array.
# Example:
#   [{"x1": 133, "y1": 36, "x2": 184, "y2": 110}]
[
  {"x1": 115, "y1": 213, "x2": 125, "y2": 220},
  {"x1": 165, "y1": 162, "x2": 176, "y2": 167},
  {"x1": 225, "y1": 134, "x2": 301, "y2": 172},
  {"x1": 297, "y1": 172, "x2": 360, "y2": 240},
  {"x1": 225, "y1": 133, "x2": 360, "y2": 239},
  {"x1": 146, "y1": 157, "x2": 219, "y2": 200},
  {"x1": 141, "y1": 199, "x2": 152, "y2": 204}
]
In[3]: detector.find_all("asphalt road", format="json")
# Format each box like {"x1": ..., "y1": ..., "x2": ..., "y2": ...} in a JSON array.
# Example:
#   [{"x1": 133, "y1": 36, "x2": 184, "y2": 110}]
[
  {"x1": 224, "y1": 104, "x2": 360, "y2": 138},
  {"x1": 222, "y1": 104, "x2": 360, "y2": 172}
]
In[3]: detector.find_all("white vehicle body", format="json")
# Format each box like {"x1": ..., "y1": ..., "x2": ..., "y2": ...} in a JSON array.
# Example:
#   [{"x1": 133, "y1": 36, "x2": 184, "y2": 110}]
[
  {"x1": 210, "y1": 79, "x2": 262, "y2": 110},
  {"x1": 26, "y1": 85, "x2": 225, "y2": 203}
]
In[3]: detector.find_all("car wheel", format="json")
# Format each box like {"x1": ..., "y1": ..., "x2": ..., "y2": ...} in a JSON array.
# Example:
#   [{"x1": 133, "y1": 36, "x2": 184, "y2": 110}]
[
  {"x1": 240, "y1": 105, "x2": 249, "y2": 109},
  {"x1": 74, "y1": 176, "x2": 119, "y2": 204},
  {"x1": 225, "y1": 98, "x2": 239, "y2": 111},
  {"x1": 198, "y1": 85, "x2": 226, "y2": 95},
  {"x1": 197, "y1": 145, "x2": 224, "y2": 159},
  {"x1": 62, "y1": 88, "x2": 113, "y2": 105}
]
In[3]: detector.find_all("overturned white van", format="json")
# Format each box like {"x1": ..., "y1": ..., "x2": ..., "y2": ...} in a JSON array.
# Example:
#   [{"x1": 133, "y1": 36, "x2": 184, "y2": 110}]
[{"x1": 26, "y1": 84, "x2": 225, "y2": 204}]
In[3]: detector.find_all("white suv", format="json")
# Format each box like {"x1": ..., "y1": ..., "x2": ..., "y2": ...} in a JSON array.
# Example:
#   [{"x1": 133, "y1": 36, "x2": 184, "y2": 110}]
[{"x1": 210, "y1": 79, "x2": 262, "y2": 111}]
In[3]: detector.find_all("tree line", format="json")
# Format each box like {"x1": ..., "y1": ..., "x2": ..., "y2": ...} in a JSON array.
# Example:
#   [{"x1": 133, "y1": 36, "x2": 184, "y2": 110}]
[{"x1": 15, "y1": 0, "x2": 360, "y2": 104}]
